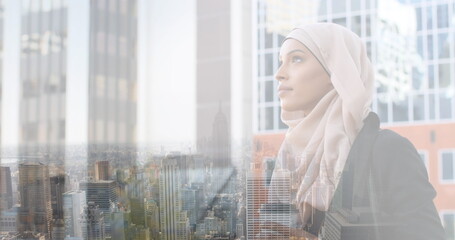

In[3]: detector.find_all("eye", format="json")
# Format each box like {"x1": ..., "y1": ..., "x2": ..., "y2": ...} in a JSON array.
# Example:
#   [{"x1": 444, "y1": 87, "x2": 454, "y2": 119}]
[{"x1": 292, "y1": 56, "x2": 303, "y2": 63}]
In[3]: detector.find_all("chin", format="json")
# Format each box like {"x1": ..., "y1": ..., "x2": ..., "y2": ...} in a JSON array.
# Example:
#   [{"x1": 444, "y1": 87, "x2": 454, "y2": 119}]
[{"x1": 280, "y1": 103, "x2": 298, "y2": 112}]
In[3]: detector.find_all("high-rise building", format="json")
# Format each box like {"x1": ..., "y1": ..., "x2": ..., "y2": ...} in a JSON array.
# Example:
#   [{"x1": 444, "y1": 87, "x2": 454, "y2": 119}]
[
  {"x1": 79, "y1": 180, "x2": 117, "y2": 212},
  {"x1": 110, "y1": 208, "x2": 129, "y2": 240},
  {"x1": 63, "y1": 190, "x2": 86, "y2": 238},
  {"x1": 195, "y1": 0, "x2": 253, "y2": 171},
  {"x1": 86, "y1": 0, "x2": 138, "y2": 172},
  {"x1": 129, "y1": 197, "x2": 145, "y2": 227},
  {"x1": 17, "y1": 162, "x2": 52, "y2": 236},
  {"x1": 0, "y1": 206, "x2": 18, "y2": 233},
  {"x1": 79, "y1": 180, "x2": 117, "y2": 237},
  {"x1": 19, "y1": 0, "x2": 138, "y2": 166},
  {"x1": 80, "y1": 202, "x2": 105, "y2": 240},
  {"x1": 19, "y1": 0, "x2": 68, "y2": 164},
  {"x1": 182, "y1": 187, "x2": 197, "y2": 227},
  {"x1": 145, "y1": 199, "x2": 160, "y2": 240},
  {"x1": 51, "y1": 218, "x2": 65, "y2": 240},
  {"x1": 95, "y1": 160, "x2": 111, "y2": 181},
  {"x1": 159, "y1": 155, "x2": 190, "y2": 240},
  {"x1": 253, "y1": 0, "x2": 455, "y2": 237},
  {"x1": 50, "y1": 175, "x2": 65, "y2": 220},
  {"x1": 246, "y1": 165, "x2": 291, "y2": 239},
  {"x1": 0, "y1": 166, "x2": 13, "y2": 211}
]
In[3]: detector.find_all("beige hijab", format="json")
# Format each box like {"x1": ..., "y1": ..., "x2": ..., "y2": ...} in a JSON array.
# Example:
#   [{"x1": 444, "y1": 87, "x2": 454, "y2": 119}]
[{"x1": 272, "y1": 23, "x2": 375, "y2": 212}]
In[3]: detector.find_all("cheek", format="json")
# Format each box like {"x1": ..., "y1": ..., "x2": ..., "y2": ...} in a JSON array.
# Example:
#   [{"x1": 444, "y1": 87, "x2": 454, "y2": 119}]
[{"x1": 293, "y1": 71, "x2": 331, "y2": 101}]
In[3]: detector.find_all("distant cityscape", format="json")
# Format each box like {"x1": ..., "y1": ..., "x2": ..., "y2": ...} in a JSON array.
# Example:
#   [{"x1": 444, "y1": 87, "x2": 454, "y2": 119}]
[{"x1": 1, "y1": 0, "x2": 455, "y2": 239}]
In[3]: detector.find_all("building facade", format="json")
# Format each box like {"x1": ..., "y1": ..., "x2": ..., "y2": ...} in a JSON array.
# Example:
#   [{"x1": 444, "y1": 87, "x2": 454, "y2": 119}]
[
  {"x1": 17, "y1": 162, "x2": 52, "y2": 236},
  {"x1": 159, "y1": 156, "x2": 190, "y2": 240},
  {"x1": 0, "y1": 166, "x2": 13, "y2": 211}
]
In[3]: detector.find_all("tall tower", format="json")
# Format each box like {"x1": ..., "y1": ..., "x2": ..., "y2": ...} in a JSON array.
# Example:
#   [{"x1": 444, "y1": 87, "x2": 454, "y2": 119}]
[
  {"x1": 79, "y1": 179, "x2": 117, "y2": 237},
  {"x1": 19, "y1": 0, "x2": 138, "y2": 166},
  {"x1": 63, "y1": 190, "x2": 86, "y2": 238},
  {"x1": 246, "y1": 165, "x2": 291, "y2": 239},
  {"x1": 0, "y1": 166, "x2": 13, "y2": 210},
  {"x1": 50, "y1": 175, "x2": 65, "y2": 220},
  {"x1": 18, "y1": 162, "x2": 52, "y2": 236},
  {"x1": 87, "y1": 0, "x2": 138, "y2": 173},
  {"x1": 159, "y1": 155, "x2": 190, "y2": 240},
  {"x1": 80, "y1": 202, "x2": 105, "y2": 240},
  {"x1": 19, "y1": 0, "x2": 68, "y2": 164},
  {"x1": 79, "y1": 180, "x2": 117, "y2": 212},
  {"x1": 196, "y1": 0, "x2": 253, "y2": 172},
  {"x1": 95, "y1": 160, "x2": 111, "y2": 181}
]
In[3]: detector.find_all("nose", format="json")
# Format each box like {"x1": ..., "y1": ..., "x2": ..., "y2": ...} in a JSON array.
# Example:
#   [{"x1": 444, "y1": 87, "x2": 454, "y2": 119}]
[{"x1": 274, "y1": 64, "x2": 286, "y2": 82}]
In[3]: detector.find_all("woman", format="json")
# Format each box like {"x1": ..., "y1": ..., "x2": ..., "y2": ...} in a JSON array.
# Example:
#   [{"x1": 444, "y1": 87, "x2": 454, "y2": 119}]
[{"x1": 263, "y1": 23, "x2": 445, "y2": 239}]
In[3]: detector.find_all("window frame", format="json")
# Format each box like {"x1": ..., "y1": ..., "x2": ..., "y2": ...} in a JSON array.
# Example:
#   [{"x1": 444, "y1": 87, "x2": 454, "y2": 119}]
[{"x1": 439, "y1": 149, "x2": 455, "y2": 184}]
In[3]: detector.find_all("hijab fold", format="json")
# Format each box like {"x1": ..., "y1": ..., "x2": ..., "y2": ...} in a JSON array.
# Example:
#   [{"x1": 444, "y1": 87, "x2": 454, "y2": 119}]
[{"x1": 270, "y1": 23, "x2": 375, "y2": 212}]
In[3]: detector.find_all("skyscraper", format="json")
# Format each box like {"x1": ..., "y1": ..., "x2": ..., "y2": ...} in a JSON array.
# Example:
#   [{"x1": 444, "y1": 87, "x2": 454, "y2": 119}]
[
  {"x1": 145, "y1": 200, "x2": 160, "y2": 240},
  {"x1": 0, "y1": 166, "x2": 13, "y2": 211},
  {"x1": 18, "y1": 162, "x2": 52, "y2": 236},
  {"x1": 63, "y1": 190, "x2": 86, "y2": 238},
  {"x1": 195, "y1": 0, "x2": 253, "y2": 173},
  {"x1": 19, "y1": 0, "x2": 138, "y2": 166},
  {"x1": 86, "y1": 0, "x2": 138, "y2": 171},
  {"x1": 79, "y1": 180, "x2": 118, "y2": 237},
  {"x1": 79, "y1": 180, "x2": 117, "y2": 212},
  {"x1": 80, "y1": 202, "x2": 105, "y2": 240},
  {"x1": 19, "y1": 0, "x2": 68, "y2": 164},
  {"x1": 50, "y1": 175, "x2": 65, "y2": 220},
  {"x1": 246, "y1": 165, "x2": 291, "y2": 239},
  {"x1": 95, "y1": 160, "x2": 111, "y2": 181},
  {"x1": 159, "y1": 155, "x2": 190, "y2": 240}
]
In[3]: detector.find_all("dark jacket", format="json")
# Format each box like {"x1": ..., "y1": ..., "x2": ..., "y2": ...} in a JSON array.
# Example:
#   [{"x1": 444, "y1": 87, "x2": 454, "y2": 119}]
[{"x1": 316, "y1": 112, "x2": 446, "y2": 240}]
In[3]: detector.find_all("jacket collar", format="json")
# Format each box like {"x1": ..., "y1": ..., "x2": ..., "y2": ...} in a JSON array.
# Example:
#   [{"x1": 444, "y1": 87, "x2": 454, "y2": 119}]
[{"x1": 339, "y1": 112, "x2": 381, "y2": 208}]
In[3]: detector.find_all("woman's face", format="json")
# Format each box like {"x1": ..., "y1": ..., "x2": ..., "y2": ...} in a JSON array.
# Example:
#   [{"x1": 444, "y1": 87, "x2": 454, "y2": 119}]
[{"x1": 276, "y1": 39, "x2": 333, "y2": 114}]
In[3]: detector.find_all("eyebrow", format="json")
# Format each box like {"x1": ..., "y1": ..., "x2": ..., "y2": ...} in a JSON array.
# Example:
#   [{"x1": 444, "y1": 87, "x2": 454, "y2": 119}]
[{"x1": 279, "y1": 49, "x2": 306, "y2": 60}]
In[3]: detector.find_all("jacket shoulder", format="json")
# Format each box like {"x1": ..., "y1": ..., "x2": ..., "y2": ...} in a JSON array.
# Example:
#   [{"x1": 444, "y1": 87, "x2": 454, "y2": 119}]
[{"x1": 370, "y1": 128, "x2": 436, "y2": 213}]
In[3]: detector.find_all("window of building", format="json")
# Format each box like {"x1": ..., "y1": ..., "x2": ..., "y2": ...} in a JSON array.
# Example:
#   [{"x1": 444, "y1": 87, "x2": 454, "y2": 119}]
[
  {"x1": 351, "y1": 0, "x2": 362, "y2": 12},
  {"x1": 264, "y1": 30, "x2": 273, "y2": 49},
  {"x1": 438, "y1": 33, "x2": 450, "y2": 59},
  {"x1": 331, "y1": 0, "x2": 346, "y2": 14},
  {"x1": 265, "y1": 106, "x2": 274, "y2": 130},
  {"x1": 278, "y1": 107, "x2": 287, "y2": 130},
  {"x1": 352, "y1": 15, "x2": 362, "y2": 36},
  {"x1": 264, "y1": 81, "x2": 274, "y2": 103},
  {"x1": 438, "y1": 63, "x2": 451, "y2": 88},
  {"x1": 332, "y1": 17, "x2": 347, "y2": 27},
  {"x1": 257, "y1": 82, "x2": 263, "y2": 103},
  {"x1": 265, "y1": 53, "x2": 274, "y2": 76},
  {"x1": 416, "y1": 7, "x2": 423, "y2": 31},
  {"x1": 439, "y1": 91, "x2": 452, "y2": 119},
  {"x1": 437, "y1": 4, "x2": 449, "y2": 29},
  {"x1": 392, "y1": 96, "x2": 409, "y2": 122},
  {"x1": 427, "y1": 34, "x2": 435, "y2": 60},
  {"x1": 440, "y1": 150, "x2": 455, "y2": 183},
  {"x1": 429, "y1": 93, "x2": 437, "y2": 120},
  {"x1": 441, "y1": 212, "x2": 455, "y2": 240},
  {"x1": 418, "y1": 150, "x2": 429, "y2": 170},
  {"x1": 413, "y1": 93, "x2": 426, "y2": 121},
  {"x1": 428, "y1": 64, "x2": 435, "y2": 89},
  {"x1": 426, "y1": 5, "x2": 434, "y2": 30}
]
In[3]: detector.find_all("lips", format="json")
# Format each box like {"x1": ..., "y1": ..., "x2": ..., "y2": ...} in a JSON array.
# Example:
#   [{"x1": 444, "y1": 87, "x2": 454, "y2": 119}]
[
  {"x1": 277, "y1": 85, "x2": 292, "y2": 97},
  {"x1": 278, "y1": 86, "x2": 293, "y2": 91}
]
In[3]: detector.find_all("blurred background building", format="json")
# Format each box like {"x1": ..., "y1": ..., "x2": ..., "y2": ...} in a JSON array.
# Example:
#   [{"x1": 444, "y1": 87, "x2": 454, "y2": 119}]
[{"x1": 253, "y1": 0, "x2": 455, "y2": 239}]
